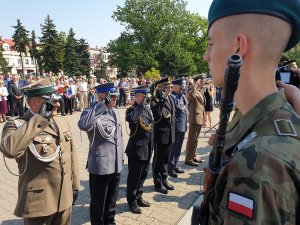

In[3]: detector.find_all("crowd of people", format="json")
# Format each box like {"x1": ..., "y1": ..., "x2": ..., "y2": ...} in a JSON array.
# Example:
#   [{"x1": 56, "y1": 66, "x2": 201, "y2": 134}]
[{"x1": 0, "y1": 72, "x2": 220, "y2": 128}]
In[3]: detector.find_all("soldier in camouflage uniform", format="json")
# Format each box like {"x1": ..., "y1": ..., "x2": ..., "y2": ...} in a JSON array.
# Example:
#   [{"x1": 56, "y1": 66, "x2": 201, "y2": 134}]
[{"x1": 203, "y1": 0, "x2": 300, "y2": 224}]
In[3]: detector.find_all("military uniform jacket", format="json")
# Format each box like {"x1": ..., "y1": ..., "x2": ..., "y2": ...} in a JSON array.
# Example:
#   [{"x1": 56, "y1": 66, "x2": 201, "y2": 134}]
[
  {"x1": 170, "y1": 91, "x2": 188, "y2": 132},
  {"x1": 209, "y1": 90, "x2": 300, "y2": 225},
  {"x1": 0, "y1": 112, "x2": 80, "y2": 218},
  {"x1": 187, "y1": 86, "x2": 205, "y2": 125},
  {"x1": 78, "y1": 102, "x2": 124, "y2": 175},
  {"x1": 125, "y1": 102, "x2": 154, "y2": 160},
  {"x1": 150, "y1": 95, "x2": 176, "y2": 145}
]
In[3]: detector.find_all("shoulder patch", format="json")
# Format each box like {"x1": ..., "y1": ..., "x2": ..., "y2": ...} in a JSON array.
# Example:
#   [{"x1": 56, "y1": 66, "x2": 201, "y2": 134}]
[{"x1": 227, "y1": 192, "x2": 255, "y2": 220}]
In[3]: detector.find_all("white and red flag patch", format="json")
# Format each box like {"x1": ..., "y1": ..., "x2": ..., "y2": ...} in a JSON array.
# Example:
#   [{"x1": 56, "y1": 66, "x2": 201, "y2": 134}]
[{"x1": 227, "y1": 192, "x2": 255, "y2": 219}]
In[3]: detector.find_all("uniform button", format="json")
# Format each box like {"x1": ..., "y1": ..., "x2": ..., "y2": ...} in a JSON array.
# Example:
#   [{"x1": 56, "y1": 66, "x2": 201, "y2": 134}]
[
  {"x1": 63, "y1": 162, "x2": 66, "y2": 165},
  {"x1": 64, "y1": 172, "x2": 66, "y2": 175}
]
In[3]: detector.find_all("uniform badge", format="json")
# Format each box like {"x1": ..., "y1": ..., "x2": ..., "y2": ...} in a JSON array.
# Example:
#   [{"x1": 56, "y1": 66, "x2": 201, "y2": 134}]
[{"x1": 227, "y1": 192, "x2": 255, "y2": 219}]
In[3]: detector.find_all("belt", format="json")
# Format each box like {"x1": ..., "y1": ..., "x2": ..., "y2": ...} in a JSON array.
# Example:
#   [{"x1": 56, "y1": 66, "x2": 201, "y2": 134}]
[{"x1": 80, "y1": 91, "x2": 87, "y2": 92}]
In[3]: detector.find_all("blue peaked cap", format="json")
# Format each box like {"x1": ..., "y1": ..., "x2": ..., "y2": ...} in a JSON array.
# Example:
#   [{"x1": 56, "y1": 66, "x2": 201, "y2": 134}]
[
  {"x1": 95, "y1": 82, "x2": 116, "y2": 94},
  {"x1": 133, "y1": 86, "x2": 150, "y2": 94},
  {"x1": 208, "y1": 0, "x2": 300, "y2": 51},
  {"x1": 172, "y1": 78, "x2": 183, "y2": 86}
]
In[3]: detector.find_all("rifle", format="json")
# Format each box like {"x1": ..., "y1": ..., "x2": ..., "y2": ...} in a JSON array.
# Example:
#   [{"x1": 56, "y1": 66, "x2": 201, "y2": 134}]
[{"x1": 197, "y1": 54, "x2": 243, "y2": 225}]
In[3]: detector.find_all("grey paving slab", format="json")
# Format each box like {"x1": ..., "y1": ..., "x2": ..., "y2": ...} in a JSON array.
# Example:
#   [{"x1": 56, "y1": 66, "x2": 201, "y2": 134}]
[{"x1": 0, "y1": 107, "x2": 220, "y2": 225}]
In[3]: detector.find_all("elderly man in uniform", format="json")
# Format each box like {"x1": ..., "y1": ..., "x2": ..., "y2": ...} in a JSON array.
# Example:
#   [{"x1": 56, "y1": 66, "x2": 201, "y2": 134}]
[
  {"x1": 150, "y1": 78, "x2": 176, "y2": 194},
  {"x1": 78, "y1": 82, "x2": 124, "y2": 225},
  {"x1": 125, "y1": 86, "x2": 153, "y2": 214},
  {"x1": 185, "y1": 75, "x2": 205, "y2": 167},
  {"x1": 168, "y1": 78, "x2": 188, "y2": 178},
  {"x1": 0, "y1": 77, "x2": 79, "y2": 225},
  {"x1": 203, "y1": 0, "x2": 300, "y2": 224}
]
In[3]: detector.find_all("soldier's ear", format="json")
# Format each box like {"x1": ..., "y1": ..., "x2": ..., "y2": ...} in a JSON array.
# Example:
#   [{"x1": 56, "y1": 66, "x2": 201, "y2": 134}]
[{"x1": 235, "y1": 33, "x2": 248, "y2": 57}]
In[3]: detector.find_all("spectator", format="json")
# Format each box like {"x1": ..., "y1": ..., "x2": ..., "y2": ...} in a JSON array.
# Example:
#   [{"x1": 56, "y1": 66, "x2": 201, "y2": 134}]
[
  {"x1": 0, "y1": 80, "x2": 9, "y2": 122},
  {"x1": 118, "y1": 78, "x2": 127, "y2": 107},
  {"x1": 8, "y1": 74, "x2": 24, "y2": 117},
  {"x1": 78, "y1": 76, "x2": 88, "y2": 111}
]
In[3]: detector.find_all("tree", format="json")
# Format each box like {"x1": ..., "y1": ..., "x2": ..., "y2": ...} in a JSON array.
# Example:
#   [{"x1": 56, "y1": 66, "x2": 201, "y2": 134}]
[
  {"x1": 285, "y1": 43, "x2": 300, "y2": 66},
  {"x1": 77, "y1": 38, "x2": 90, "y2": 75},
  {"x1": 29, "y1": 30, "x2": 41, "y2": 74},
  {"x1": 39, "y1": 15, "x2": 62, "y2": 75},
  {"x1": 144, "y1": 67, "x2": 160, "y2": 81},
  {"x1": 109, "y1": 0, "x2": 208, "y2": 76},
  {"x1": 57, "y1": 32, "x2": 66, "y2": 74},
  {"x1": 12, "y1": 19, "x2": 30, "y2": 76},
  {"x1": 63, "y1": 28, "x2": 80, "y2": 76},
  {"x1": 0, "y1": 46, "x2": 8, "y2": 73}
]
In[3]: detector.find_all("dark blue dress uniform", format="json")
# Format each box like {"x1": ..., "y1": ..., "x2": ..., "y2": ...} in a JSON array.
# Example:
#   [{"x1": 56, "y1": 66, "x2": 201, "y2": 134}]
[
  {"x1": 125, "y1": 86, "x2": 154, "y2": 213},
  {"x1": 150, "y1": 80, "x2": 176, "y2": 194},
  {"x1": 168, "y1": 78, "x2": 188, "y2": 176},
  {"x1": 78, "y1": 83, "x2": 124, "y2": 225}
]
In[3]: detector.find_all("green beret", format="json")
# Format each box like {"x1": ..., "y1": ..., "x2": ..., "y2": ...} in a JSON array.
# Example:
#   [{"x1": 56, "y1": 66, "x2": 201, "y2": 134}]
[
  {"x1": 21, "y1": 77, "x2": 56, "y2": 98},
  {"x1": 208, "y1": 0, "x2": 300, "y2": 51}
]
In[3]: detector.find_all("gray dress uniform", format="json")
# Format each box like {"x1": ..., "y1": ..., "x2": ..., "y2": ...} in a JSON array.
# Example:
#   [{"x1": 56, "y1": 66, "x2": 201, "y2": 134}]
[
  {"x1": 168, "y1": 89, "x2": 188, "y2": 175},
  {"x1": 78, "y1": 101, "x2": 124, "y2": 225}
]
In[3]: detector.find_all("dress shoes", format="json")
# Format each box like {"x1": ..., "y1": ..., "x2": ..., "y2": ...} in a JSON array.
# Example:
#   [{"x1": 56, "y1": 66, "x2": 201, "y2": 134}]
[
  {"x1": 137, "y1": 198, "x2": 150, "y2": 207},
  {"x1": 162, "y1": 180, "x2": 175, "y2": 190},
  {"x1": 154, "y1": 185, "x2": 168, "y2": 194},
  {"x1": 175, "y1": 167, "x2": 185, "y2": 173},
  {"x1": 129, "y1": 204, "x2": 142, "y2": 214},
  {"x1": 185, "y1": 161, "x2": 198, "y2": 167},
  {"x1": 168, "y1": 172, "x2": 178, "y2": 178},
  {"x1": 193, "y1": 157, "x2": 203, "y2": 163}
]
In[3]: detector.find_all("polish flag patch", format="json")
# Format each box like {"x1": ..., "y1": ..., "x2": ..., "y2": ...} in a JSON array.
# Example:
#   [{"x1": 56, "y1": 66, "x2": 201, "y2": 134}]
[{"x1": 227, "y1": 192, "x2": 255, "y2": 219}]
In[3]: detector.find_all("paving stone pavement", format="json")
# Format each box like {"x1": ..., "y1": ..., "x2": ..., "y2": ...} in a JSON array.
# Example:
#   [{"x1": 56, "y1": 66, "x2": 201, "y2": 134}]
[{"x1": 0, "y1": 107, "x2": 220, "y2": 225}]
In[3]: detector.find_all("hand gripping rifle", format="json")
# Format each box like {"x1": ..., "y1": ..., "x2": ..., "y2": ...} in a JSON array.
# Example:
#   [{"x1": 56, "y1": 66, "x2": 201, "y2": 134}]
[{"x1": 198, "y1": 54, "x2": 243, "y2": 225}]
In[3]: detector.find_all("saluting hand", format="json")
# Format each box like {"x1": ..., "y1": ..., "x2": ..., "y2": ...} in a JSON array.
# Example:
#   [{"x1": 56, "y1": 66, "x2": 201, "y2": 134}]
[{"x1": 39, "y1": 102, "x2": 53, "y2": 120}]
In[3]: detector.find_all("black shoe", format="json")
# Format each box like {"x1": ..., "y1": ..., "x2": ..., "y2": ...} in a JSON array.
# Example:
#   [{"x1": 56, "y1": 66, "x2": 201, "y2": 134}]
[
  {"x1": 129, "y1": 204, "x2": 142, "y2": 214},
  {"x1": 137, "y1": 198, "x2": 150, "y2": 207},
  {"x1": 185, "y1": 161, "x2": 198, "y2": 167},
  {"x1": 175, "y1": 167, "x2": 185, "y2": 173},
  {"x1": 168, "y1": 172, "x2": 178, "y2": 178},
  {"x1": 162, "y1": 180, "x2": 175, "y2": 190},
  {"x1": 61, "y1": 113, "x2": 66, "y2": 116},
  {"x1": 154, "y1": 185, "x2": 168, "y2": 194}
]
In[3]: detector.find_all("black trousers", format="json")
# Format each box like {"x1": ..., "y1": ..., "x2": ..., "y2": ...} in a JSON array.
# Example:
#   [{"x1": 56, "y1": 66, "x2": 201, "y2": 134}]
[
  {"x1": 64, "y1": 97, "x2": 73, "y2": 114},
  {"x1": 168, "y1": 132, "x2": 185, "y2": 173},
  {"x1": 10, "y1": 98, "x2": 24, "y2": 117},
  {"x1": 89, "y1": 173, "x2": 121, "y2": 225},
  {"x1": 152, "y1": 142, "x2": 172, "y2": 185},
  {"x1": 127, "y1": 158, "x2": 150, "y2": 205},
  {"x1": 118, "y1": 90, "x2": 126, "y2": 107}
]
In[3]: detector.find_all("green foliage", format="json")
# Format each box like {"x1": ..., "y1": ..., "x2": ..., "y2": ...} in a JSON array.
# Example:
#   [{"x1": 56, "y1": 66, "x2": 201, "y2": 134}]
[
  {"x1": 29, "y1": 30, "x2": 42, "y2": 74},
  {"x1": 284, "y1": 43, "x2": 300, "y2": 67},
  {"x1": 39, "y1": 15, "x2": 62, "y2": 74},
  {"x1": 63, "y1": 28, "x2": 80, "y2": 76},
  {"x1": 144, "y1": 67, "x2": 160, "y2": 81},
  {"x1": 12, "y1": 19, "x2": 30, "y2": 75},
  {"x1": 109, "y1": 0, "x2": 209, "y2": 76},
  {"x1": 77, "y1": 38, "x2": 90, "y2": 75},
  {"x1": 0, "y1": 46, "x2": 8, "y2": 73}
]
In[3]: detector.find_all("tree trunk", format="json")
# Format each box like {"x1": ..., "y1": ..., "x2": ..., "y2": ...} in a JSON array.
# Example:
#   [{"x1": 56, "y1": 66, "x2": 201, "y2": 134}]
[{"x1": 20, "y1": 52, "x2": 25, "y2": 78}]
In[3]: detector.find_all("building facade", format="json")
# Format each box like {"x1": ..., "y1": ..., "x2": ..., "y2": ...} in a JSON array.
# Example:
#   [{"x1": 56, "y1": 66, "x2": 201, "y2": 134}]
[{"x1": 0, "y1": 36, "x2": 37, "y2": 75}]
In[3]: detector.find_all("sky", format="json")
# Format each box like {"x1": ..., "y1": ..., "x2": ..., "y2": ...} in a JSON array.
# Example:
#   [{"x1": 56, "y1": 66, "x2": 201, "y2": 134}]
[{"x1": 0, "y1": 0, "x2": 213, "y2": 48}]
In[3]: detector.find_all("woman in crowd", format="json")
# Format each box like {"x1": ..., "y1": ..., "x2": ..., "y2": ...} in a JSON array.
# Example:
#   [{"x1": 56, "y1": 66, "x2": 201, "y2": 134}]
[
  {"x1": 0, "y1": 80, "x2": 9, "y2": 122},
  {"x1": 203, "y1": 81, "x2": 213, "y2": 128}
]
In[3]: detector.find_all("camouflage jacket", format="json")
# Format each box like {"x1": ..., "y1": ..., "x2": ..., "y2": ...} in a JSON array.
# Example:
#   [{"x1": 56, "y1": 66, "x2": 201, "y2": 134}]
[{"x1": 209, "y1": 90, "x2": 300, "y2": 225}]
